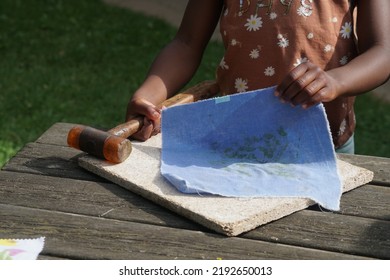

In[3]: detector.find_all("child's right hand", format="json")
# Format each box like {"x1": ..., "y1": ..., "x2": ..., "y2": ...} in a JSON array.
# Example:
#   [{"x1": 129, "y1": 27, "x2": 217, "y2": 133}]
[{"x1": 125, "y1": 98, "x2": 162, "y2": 141}]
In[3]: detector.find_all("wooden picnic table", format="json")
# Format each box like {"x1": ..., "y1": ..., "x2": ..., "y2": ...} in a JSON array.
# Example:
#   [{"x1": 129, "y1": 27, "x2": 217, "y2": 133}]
[{"x1": 0, "y1": 122, "x2": 389, "y2": 260}]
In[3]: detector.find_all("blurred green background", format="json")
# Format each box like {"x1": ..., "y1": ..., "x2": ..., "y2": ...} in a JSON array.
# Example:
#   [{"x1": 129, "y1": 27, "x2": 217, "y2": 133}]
[{"x1": 0, "y1": 0, "x2": 389, "y2": 167}]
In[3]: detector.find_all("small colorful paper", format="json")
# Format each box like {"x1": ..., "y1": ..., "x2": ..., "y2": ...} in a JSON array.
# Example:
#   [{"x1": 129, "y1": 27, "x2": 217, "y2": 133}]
[
  {"x1": 161, "y1": 86, "x2": 342, "y2": 210},
  {"x1": 0, "y1": 237, "x2": 45, "y2": 260}
]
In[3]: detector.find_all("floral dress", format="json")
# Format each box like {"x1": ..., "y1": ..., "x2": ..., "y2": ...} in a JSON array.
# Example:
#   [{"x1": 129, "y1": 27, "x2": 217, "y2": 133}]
[{"x1": 216, "y1": 0, "x2": 358, "y2": 148}]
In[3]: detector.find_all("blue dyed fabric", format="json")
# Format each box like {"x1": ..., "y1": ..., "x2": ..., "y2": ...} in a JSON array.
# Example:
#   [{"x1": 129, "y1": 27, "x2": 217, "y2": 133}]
[{"x1": 160, "y1": 86, "x2": 342, "y2": 210}]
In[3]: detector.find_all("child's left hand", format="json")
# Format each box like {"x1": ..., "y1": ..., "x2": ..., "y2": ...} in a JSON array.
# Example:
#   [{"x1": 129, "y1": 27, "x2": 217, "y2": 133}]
[{"x1": 274, "y1": 61, "x2": 340, "y2": 109}]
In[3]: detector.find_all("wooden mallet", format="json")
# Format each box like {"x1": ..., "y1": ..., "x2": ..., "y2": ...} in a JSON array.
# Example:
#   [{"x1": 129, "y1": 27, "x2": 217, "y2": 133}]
[{"x1": 67, "y1": 81, "x2": 218, "y2": 163}]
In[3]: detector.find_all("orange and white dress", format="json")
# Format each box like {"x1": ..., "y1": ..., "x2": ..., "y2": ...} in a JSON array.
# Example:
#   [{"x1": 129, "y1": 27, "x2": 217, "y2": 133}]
[{"x1": 216, "y1": 0, "x2": 358, "y2": 148}]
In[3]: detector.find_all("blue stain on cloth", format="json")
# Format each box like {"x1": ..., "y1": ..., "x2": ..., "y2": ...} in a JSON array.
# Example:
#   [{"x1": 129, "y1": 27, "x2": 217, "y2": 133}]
[{"x1": 160, "y1": 86, "x2": 342, "y2": 210}]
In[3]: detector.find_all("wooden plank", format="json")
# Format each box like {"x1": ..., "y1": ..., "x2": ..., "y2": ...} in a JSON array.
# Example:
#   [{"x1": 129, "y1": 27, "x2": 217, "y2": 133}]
[
  {"x1": 340, "y1": 184, "x2": 390, "y2": 221},
  {"x1": 2, "y1": 122, "x2": 388, "y2": 259},
  {"x1": 38, "y1": 255, "x2": 70, "y2": 260},
  {"x1": 1, "y1": 170, "x2": 389, "y2": 245},
  {"x1": 30, "y1": 123, "x2": 390, "y2": 188},
  {"x1": 0, "y1": 170, "x2": 203, "y2": 231},
  {"x1": 338, "y1": 154, "x2": 390, "y2": 186},
  {"x1": 79, "y1": 132, "x2": 375, "y2": 236},
  {"x1": 0, "y1": 204, "x2": 370, "y2": 260},
  {"x1": 3, "y1": 170, "x2": 386, "y2": 233},
  {"x1": 36, "y1": 122, "x2": 104, "y2": 147},
  {"x1": 35, "y1": 122, "x2": 74, "y2": 147},
  {"x1": 243, "y1": 210, "x2": 390, "y2": 259},
  {"x1": 2, "y1": 142, "x2": 104, "y2": 182}
]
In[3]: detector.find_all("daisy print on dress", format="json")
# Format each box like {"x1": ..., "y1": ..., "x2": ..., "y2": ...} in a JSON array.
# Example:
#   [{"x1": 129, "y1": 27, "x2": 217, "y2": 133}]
[
  {"x1": 269, "y1": 12, "x2": 278, "y2": 20},
  {"x1": 235, "y1": 78, "x2": 249, "y2": 92},
  {"x1": 249, "y1": 46, "x2": 262, "y2": 59},
  {"x1": 324, "y1": 44, "x2": 334, "y2": 53},
  {"x1": 340, "y1": 22, "x2": 353, "y2": 39},
  {"x1": 250, "y1": 49, "x2": 260, "y2": 59},
  {"x1": 339, "y1": 55, "x2": 349, "y2": 65},
  {"x1": 245, "y1": 14, "x2": 263, "y2": 31},
  {"x1": 230, "y1": 38, "x2": 242, "y2": 47},
  {"x1": 338, "y1": 119, "x2": 347, "y2": 136},
  {"x1": 264, "y1": 66, "x2": 276, "y2": 76},
  {"x1": 277, "y1": 34, "x2": 289, "y2": 48}
]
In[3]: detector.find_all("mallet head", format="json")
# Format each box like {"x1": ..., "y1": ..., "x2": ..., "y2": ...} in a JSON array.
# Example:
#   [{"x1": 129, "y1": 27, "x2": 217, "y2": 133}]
[{"x1": 67, "y1": 125, "x2": 132, "y2": 163}]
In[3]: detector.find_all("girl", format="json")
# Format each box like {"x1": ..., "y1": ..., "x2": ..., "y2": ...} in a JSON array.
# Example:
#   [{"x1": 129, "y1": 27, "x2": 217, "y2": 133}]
[{"x1": 126, "y1": 0, "x2": 390, "y2": 153}]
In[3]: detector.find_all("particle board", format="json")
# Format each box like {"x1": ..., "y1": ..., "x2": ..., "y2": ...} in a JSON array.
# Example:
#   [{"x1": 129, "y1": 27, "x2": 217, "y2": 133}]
[{"x1": 79, "y1": 134, "x2": 374, "y2": 236}]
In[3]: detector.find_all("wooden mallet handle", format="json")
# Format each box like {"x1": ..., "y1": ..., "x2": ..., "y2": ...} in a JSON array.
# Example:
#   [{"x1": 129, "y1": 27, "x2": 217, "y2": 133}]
[
  {"x1": 67, "y1": 81, "x2": 218, "y2": 163},
  {"x1": 108, "y1": 80, "x2": 219, "y2": 138}
]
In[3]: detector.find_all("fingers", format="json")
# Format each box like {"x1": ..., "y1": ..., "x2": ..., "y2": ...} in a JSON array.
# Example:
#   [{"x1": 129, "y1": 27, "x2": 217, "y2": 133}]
[
  {"x1": 126, "y1": 98, "x2": 161, "y2": 122},
  {"x1": 131, "y1": 116, "x2": 161, "y2": 141},
  {"x1": 126, "y1": 98, "x2": 162, "y2": 141},
  {"x1": 275, "y1": 62, "x2": 337, "y2": 109}
]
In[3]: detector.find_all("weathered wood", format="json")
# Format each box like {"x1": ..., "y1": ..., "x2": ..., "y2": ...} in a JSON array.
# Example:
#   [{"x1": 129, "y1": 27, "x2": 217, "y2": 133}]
[
  {"x1": 2, "y1": 142, "x2": 105, "y2": 182},
  {"x1": 38, "y1": 255, "x2": 70, "y2": 260},
  {"x1": 337, "y1": 154, "x2": 390, "y2": 186},
  {"x1": 0, "y1": 170, "x2": 203, "y2": 231},
  {"x1": 340, "y1": 184, "x2": 390, "y2": 220},
  {"x1": 2, "y1": 170, "x2": 388, "y2": 233},
  {"x1": 25, "y1": 123, "x2": 390, "y2": 187},
  {"x1": 243, "y1": 210, "x2": 390, "y2": 259},
  {"x1": 35, "y1": 122, "x2": 76, "y2": 147},
  {"x1": 0, "y1": 204, "x2": 371, "y2": 260},
  {"x1": 1, "y1": 122, "x2": 389, "y2": 259}
]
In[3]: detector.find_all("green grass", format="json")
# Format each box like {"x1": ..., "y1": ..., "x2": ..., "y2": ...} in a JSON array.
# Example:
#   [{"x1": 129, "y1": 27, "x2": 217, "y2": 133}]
[
  {"x1": 0, "y1": 0, "x2": 222, "y2": 167},
  {"x1": 355, "y1": 94, "x2": 390, "y2": 157},
  {"x1": 0, "y1": 0, "x2": 389, "y2": 167}
]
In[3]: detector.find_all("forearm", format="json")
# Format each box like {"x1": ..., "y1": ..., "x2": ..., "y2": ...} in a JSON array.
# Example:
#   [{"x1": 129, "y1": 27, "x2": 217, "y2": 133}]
[
  {"x1": 132, "y1": 38, "x2": 204, "y2": 106},
  {"x1": 328, "y1": 44, "x2": 390, "y2": 97},
  {"x1": 131, "y1": 0, "x2": 223, "y2": 107},
  {"x1": 327, "y1": 0, "x2": 390, "y2": 98}
]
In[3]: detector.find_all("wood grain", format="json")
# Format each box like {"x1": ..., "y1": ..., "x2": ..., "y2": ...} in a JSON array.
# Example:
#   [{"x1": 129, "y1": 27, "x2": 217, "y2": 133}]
[
  {"x1": 1, "y1": 122, "x2": 388, "y2": 259},
  {"x1": 0, "y1": 204, "x2": 370, "y2": 260}
]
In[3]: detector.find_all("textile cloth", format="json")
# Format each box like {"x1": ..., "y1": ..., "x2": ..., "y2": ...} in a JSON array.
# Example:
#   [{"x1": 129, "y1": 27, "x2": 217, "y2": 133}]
[{"x1": 161, "y1": 87, "x2": 342, "y2": 210}]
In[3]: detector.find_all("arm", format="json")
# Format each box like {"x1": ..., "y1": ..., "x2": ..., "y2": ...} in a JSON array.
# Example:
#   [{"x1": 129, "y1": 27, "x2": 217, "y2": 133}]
[
  {"x1": 126, "y1": 0, "x2": 223, "y2": 140},
  {"x1": 275, "y1": 0, "x2": 390, "y2": 108}
]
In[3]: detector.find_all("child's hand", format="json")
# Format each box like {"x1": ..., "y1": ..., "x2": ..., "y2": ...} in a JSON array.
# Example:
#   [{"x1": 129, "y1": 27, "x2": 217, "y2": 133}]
[
  {"x1": 125, "y1": 98, "x2": 162, "y2": 141},
  {"x1": 275, "y1": 61, "x2": 340, "y2": 109}
]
